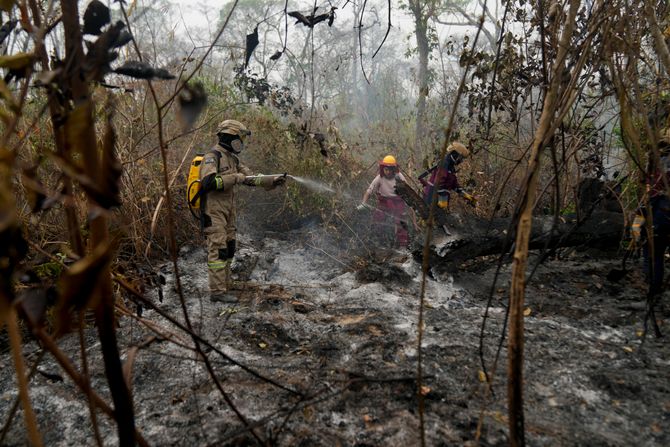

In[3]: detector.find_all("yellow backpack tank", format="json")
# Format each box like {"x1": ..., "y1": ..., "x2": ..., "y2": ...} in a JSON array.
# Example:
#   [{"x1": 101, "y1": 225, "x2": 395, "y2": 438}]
[
  {"x1": 187, "y1": 150, "x2": 221, "y2": 219},
  {"x1": 187, "y1": 154, "x2": 204, "y2": 211}
]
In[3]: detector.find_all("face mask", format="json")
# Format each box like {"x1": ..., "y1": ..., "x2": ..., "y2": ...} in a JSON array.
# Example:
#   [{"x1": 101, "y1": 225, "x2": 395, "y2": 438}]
[{"x1": 230, "y1": 138, "x2": 244, "y2": 154}]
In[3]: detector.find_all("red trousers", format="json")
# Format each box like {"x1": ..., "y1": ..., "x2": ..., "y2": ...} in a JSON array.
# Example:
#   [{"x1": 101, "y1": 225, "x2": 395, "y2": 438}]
[{"x1": 372, "y1": 195, "x2": 409, "y2": 247}]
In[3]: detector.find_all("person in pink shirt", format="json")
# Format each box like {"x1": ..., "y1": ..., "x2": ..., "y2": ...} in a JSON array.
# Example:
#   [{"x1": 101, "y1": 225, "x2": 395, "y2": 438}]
[{"x1": 359, "y1": 155, "x2": 412, "y2": 247}]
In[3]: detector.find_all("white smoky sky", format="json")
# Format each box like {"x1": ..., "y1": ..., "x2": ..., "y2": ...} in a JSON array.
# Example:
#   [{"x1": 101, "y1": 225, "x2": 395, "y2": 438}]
[
  {"x1": 159, "y1": 0, "x2": 498, "y2": 83},
  {"x1": 170, "y1": 0, "x2": 225, "y2": 39},
  {"x1": 165, "y1": 0, "x2": 493, "y2": 46},
  {"x1": 121, "y1": 0, "x2": 499, "y2": 109},
  {"x1": 162, "y1": 0, "x2": 411, "y2": 57},
  {"x1": 169, "y1": 0, "x2": 414, "y2": 34}
]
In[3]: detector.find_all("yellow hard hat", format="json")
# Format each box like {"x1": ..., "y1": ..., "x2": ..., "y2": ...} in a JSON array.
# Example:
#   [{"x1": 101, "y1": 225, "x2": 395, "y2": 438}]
[
  {"x1": 381, "y1": 155, "x2": 397, "y2": 166},
  {"x1": 216, "y1": 119, "x2": 251, "y2": 139},
  {"x1": 448, "y1": 142, "x2": 470, "y2": 158}
]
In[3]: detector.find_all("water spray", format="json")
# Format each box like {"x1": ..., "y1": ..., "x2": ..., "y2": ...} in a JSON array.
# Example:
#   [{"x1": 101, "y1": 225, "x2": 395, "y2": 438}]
[
  {"x1": 245, "y1": 174, "x2": 406, "y2": 224},
  {"x1": 244, "y1": 173, "x2": 340, "y2": 195},
  {"x1": 246, "y1": 173, "x2": 419, "y2": 239},
  {"x1": 287, "y1": 175, "x2": 336, "y2": 194}
]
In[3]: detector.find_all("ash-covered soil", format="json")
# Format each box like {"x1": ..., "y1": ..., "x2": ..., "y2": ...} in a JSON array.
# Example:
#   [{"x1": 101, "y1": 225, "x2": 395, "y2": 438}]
[{"x1": 1, "y1": 229, "x2": 669, "y2": 446}]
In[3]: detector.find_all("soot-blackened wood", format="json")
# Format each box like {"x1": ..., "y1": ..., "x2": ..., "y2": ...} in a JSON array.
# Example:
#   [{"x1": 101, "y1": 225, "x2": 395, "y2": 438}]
[{"x1": 395, "y1": 179, "x2": 624, "y2": 266}]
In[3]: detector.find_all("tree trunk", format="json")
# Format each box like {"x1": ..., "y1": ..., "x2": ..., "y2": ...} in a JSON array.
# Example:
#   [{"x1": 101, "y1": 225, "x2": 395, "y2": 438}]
[{"x1": 409, "y1": 1, "x2": 430, "y2": 157}]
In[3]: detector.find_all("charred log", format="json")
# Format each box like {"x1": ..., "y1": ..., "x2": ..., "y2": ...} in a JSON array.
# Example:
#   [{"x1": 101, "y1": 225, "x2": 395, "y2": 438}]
[{"x1": 395, "y1": 179, "x2": 624, "y2": 267}]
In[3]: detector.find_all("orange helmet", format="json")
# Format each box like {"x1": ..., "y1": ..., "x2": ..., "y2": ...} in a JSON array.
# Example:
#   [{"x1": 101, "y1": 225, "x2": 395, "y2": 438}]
[
  {"x1": 379, "y1": 155, "x2": 398, "y2": 176},
  {"x1": 380, "y1": 155, "x2": 397, "y2": 167},
  {"x1": 448, "y1": 142, "x2": 469, "y2": 158}
]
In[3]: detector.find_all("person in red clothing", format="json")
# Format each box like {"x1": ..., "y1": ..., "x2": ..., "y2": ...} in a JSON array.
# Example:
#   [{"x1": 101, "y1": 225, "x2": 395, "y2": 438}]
[
  {"x1": 644, "y1": 132, "x2": 670, "y2": 297},
  {"x1": 359, "y1": 155, "x2": 413, "y2": 248},
  {"x1": 419, "y1": 142, "x2": 476, "y2": 209}
]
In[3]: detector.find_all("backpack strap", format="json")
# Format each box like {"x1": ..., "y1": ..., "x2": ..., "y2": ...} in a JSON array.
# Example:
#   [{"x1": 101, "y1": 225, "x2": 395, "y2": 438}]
[
  {"x1": 213, "y1": 149, "x2": 223, "y2": 173},
  {"x1": 197, "y1": 149, "x2": 223, "y2": 231},
  {"x1": 189, "y1": 150, "x2": 222, "y2": 206}
]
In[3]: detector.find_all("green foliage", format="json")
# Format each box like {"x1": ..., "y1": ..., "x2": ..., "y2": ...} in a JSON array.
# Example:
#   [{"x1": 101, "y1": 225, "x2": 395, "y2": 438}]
[
  {"x1": 234, "y1": 71, "x2": 303, "y2": 116},
  {"x1": 34, "y1": 259, "x2": 64, "y2": 280},
  {"x1": 560, "y1": 202, "x2": 576, "y2": 216},
  {"x1": 193, "y1": 76, "x2": 239, "y2": 104}
]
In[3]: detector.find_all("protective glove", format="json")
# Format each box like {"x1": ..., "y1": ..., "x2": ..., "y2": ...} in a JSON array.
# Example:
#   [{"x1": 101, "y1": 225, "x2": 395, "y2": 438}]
[
  {"x1": 272, "y1": 176, "x2": 286, "y2": 187},
  {"x1": 461, "y1": 192, "x2": 477, "y2": 207},
  {"x1": 233, "y1": 173, "x2": 246, "y2": 184},
  {"x1": 242, "y1": 176, "x2": 257, "y2": 186},
  {"x1": 631, "y1": 214, "x2": 645, "y2": 245}
]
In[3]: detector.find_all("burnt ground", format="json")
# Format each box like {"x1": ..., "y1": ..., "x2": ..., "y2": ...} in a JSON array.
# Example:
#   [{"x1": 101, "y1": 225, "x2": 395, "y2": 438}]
[{"x1": 1, "y1": 228, "x2": 669, "y2": 446}]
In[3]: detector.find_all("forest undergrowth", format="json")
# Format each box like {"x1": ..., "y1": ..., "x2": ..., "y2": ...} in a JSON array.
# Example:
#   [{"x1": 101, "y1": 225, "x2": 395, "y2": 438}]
[{"x1": 1, "y1": 0, "x2": 670, "y2": 445}]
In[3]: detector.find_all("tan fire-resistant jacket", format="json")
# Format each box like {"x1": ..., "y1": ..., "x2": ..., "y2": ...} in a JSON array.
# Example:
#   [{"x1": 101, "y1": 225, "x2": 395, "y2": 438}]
[{"x1": 199, "y1": 145, "x2": 253, "y2": 232}]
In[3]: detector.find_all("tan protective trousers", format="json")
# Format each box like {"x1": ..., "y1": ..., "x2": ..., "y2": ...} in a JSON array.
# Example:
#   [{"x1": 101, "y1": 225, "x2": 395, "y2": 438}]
[{"x1": 205, "y1": 212, "x2": 236, "y2": 295}]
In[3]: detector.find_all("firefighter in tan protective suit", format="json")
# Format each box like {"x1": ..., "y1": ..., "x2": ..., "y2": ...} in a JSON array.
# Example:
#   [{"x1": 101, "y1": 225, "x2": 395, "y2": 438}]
[{"x1": 199, "y1": 119, "x2": 284, "y2": 303}]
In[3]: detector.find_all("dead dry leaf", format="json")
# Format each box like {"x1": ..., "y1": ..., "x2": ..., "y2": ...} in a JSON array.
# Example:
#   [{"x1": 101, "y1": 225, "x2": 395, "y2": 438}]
[
  {"x1": 55, "y1": 241, "x2": 113, "y2": 335},
  {"x1": 82, "y1": 0, "x2": 110, "y2": 36},
  {"x1": 244, "y1": 26, "x2": 258, "y2": 68},
  {"x1": 0, "y1": 1, "x2": 16, "y2": 13},
  {"x1": 493, "y1": 411, "x2": 507, "y2": 424},
  {"x1": 99, "y1": 102, "x2": 122, "y2": 208},
  {"x1": 65, "y1": 102, "x2": 93, "y2": 161},
  {"x1": 0, "y1": 106, "x2": 11, "y2": 124},
  {"x1": 337, "y1": 314, "x2": 367, "y2": 325},
  {"x1": 0, "y1": 52, "x2": 33, "y2": 70},
  {"x1": 0, "y1": 79, "x2": 16, "y2": 107},
  {"x1": 367, "y1": 325, "x2": 383, "y2": 336},
  {"x1": 58, "y1": 102, "x2": 122, "y2": 209},
  {"x1": 114, "y1": 61, "x2": 174, "y2": 80},
  {"x1": 302, "y1": 405, "x2": 314, "y2": 422},
  {"x1": 123, "y1": 346, "x2": 139, "y2": 393}
]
